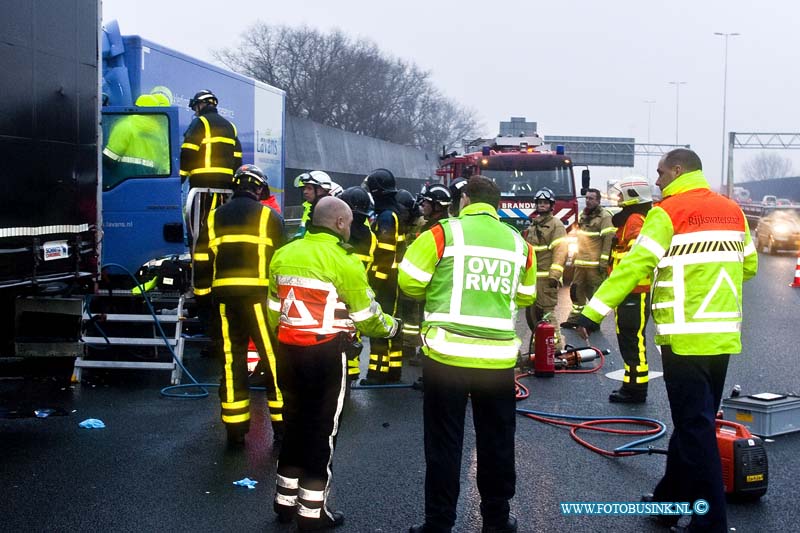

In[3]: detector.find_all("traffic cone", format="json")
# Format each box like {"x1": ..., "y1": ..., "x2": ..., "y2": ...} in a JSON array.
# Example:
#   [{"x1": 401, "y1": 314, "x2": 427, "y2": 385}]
[{"x1": 791, "y1": 251, "x2": 800, "y2": 288}]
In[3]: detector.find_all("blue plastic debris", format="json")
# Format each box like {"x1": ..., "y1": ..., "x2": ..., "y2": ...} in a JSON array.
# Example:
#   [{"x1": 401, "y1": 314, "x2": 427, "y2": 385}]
[
  {"x1": 79, "y1": 418, "x2": 106, "y2": 429},
  {"x1": 232, "y1": 477, "x2": 258, "y2": 489}
]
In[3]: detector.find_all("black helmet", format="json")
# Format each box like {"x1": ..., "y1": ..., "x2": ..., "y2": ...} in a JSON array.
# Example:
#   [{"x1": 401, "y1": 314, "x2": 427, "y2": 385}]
[
  {"x1": 421, "y1": 184, "x2": 452, "y2": 206},
  {"x1": 339, "y1": 186, "x2": 373, "y2": 217},
  {"x1": 396, "y1": 189, "x2": 420, "y2": 223},
  {"x1": 448, "y1": 177, "x2": 468, "y2": 200},
  {"x1": 188, "y1": 89, "x2": 218, "y2": 109},
  {"x1": 232, "y1": 164, "x2": 268, "y2": 192},
  {"x1": 364, "y1": 168, "x2": 397, "y2": 195},
  {"x1": 534, "y1": 187, "x2": 556, "y2": 204}
]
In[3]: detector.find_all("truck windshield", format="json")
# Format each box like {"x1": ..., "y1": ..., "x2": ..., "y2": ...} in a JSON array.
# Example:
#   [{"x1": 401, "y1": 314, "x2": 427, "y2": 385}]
[
  {"x1": 102, "y1": 113, "x2": 171, "y2": 190},
  {"x1": 482, "y1": 168, "x2": 574, "y2": 197}
]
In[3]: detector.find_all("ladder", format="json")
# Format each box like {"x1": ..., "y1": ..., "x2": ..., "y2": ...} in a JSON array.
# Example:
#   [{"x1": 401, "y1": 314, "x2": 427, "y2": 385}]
[{"x1": 75, "y1": 292, "x2": 187, "y2": 384}]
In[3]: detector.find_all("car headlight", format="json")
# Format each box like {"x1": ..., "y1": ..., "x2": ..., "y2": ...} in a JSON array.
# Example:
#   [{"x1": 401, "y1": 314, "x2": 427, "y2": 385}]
[{"x1": 772, "y1": 223, "x2": 790, "y2": 235}]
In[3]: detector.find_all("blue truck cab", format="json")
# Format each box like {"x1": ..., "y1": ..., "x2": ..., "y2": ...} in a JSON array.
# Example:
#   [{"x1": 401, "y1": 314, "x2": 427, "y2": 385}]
[{"x1": 100, "y1": 20, "x2": 285, "y2": 275}]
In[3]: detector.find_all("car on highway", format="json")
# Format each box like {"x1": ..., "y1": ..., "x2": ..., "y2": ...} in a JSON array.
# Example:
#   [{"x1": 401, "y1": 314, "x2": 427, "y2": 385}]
[{"x1": 754, "y1": 206, "x2": 800, "y2": 254}]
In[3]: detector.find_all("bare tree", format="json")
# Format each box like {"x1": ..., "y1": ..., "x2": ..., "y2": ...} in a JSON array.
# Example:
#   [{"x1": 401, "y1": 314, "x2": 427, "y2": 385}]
[
  {"x1": 742, "y1": 152, "x2": 794, "y2": 181},
  {"x1": 215, "y1": 24, "x2": 481, "y2": 153}
]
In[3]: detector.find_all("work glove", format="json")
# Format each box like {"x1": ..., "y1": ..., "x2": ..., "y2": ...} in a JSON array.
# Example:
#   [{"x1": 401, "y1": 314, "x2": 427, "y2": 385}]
[
  {"x1": 547, "y1": 278, "x2": 559, "y2": 289},
  {"x1": 389, "y1": 318, "x2": 404, "y2": 339},
  {"x1": 574, "y1": 315, "x2": 600, "y2": 341}
]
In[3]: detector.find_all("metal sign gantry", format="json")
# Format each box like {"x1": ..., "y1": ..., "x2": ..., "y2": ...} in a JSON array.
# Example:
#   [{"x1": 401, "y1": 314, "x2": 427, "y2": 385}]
[{"x1": 726, "y1": 132, "x2": 800, "y2": 197}]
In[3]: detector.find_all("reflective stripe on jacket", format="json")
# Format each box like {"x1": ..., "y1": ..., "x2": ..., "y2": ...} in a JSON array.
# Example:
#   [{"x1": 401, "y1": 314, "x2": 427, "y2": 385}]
[
  {"x1": 524, "y1": 212, "x2": 568, "y2": 281},
  {"x1": 193, "y1": 194, "x2": 285, "y2": 299},
  {"x1": 268, "y1": 227, "x2": 398, "y2": 346},
  {"x1": 582, "y1": 170, "x2": 758, "y2": 355},
  {"x1": 575, "y1": 206, "x2": 615, "y2": 268},
  {"x1": 180, "y1": 108, "x2": 242, "y2": 188},
  {"x1": 398, "y1": 202, "x2": 537, "y2": 369}
]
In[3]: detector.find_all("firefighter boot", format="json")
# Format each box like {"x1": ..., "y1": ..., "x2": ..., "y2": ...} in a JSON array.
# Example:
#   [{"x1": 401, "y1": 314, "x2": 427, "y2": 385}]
[
  {"x1": 274, "y1": 472, "x2": 298, "y2": 523},
  {"x1": 225, "y1": 423, "x2": 248, "y2": 447},
  {"x1": 296, "y1": 486, "x2": 345, "y2": 531},
  {"x1": 609, "y1": 387, "x2": 647, "y2": 404}
]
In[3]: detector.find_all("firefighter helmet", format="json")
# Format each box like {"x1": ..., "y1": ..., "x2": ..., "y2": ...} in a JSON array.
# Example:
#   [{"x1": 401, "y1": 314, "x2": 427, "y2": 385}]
[
  {"x1": 534, "y1": 187, "x2": 556, "y2": 204},
  {"x1": 396, "y1": 189, "x2": 420, "y2": 222},
  {"x1": 339, "y1": 186, "x2": 373, "y2": 217},
  {"x1": 420, "y1": 184, "x2": 452, "y2": 206},
  {"x1": 294, "y1": 170, "x2": 333, "y2": 191},
  {"x1": 613, "y1": 178, "x2": 653, "y2": 207},
  {"x1": 448, "y1": 177, "x2": 468, "y2": 200},
  {"x1": 329, "y1": 182, "x2": 344, "y2": 197},
  {"x1": 232, "y1": 164, "x2": 268, "y2": 192},
  {"x1": 364, "y1": 168, "x2": 397, "y2": 195},
  {"x1": 188, "y1": 89, "x2": 218, "y2": 109}
]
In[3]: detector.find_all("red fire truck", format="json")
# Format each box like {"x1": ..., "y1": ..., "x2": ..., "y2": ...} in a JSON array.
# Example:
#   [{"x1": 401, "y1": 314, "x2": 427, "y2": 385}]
[
  {"x1": 437, "y1": 134, "x2": 589, "y2": 232},
  {"x1": 437, "y1": 134, "x2": 590, "y2": 280}
]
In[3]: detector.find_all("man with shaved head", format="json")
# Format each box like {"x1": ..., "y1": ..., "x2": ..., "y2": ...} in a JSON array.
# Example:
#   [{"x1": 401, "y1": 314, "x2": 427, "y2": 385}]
[{"x1": 267, "y1": 195, "x2": 401, "y2": 530}]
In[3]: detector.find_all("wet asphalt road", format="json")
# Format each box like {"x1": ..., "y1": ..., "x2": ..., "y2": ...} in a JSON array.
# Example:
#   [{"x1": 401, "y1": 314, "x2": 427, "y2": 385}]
[{"x1": 2, "y1": 249, "x2": 800, "y2": 533}]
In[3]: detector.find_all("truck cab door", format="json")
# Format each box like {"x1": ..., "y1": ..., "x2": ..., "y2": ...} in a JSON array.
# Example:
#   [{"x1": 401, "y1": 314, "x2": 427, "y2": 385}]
[{"x1": 101, "y1": 105, "x2": 184, "y2": 274}]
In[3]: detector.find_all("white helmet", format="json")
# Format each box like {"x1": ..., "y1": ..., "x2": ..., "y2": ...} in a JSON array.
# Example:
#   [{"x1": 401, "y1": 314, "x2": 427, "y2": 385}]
[
  {"x1": 294, "y1": 170, "x2": 333, "y2": 190},
  {"x1": 613, "y1": 178, "x2": 653, "y2": 207},
  {"x1": 329, "y1": 182, "x2": 344, "y2": 197}
]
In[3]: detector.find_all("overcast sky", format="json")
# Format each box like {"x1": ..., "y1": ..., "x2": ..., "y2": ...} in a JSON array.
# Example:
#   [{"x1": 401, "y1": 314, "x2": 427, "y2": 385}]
[{"x1": 102, "y1": 0, "x2": 800, "y2": 191}]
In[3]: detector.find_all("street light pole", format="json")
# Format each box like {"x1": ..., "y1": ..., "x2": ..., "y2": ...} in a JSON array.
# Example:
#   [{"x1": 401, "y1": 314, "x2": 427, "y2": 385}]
[
  {"x1": 643, "y1": 99, "x2": 656, "y2": 178},
  {"x1": 668, "y1": 81, "x2": 687, "y2": 145},
  {"x1": 714, "y1": 31, "x2": 740, "y2": 196}
]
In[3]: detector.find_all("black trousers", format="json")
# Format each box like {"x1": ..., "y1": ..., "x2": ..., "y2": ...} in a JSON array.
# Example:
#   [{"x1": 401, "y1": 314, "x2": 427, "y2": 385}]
[
  {"x1": 614, "y1": 292, "x2": 651, "y2": 394},
  {"x1": 422, "y1": 357, "x2": 516, "y2": 532},
  {"x1": 217, "y1": 298, "x2": 282, "y2": 435},
  {"x1": 654, "y1": 346, "x2": 729, "y2": 532},
  {"x1": 275, "y1": 338, "x2": 348, "y2": 522}
]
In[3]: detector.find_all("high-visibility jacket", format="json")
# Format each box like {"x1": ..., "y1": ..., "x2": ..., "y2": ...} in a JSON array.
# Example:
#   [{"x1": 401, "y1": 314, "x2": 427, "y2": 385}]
[
  {"x1": 267, "y1": 226, "x2": 399, "y2": 346},
  {"x1": 610, "y1": 210, "x2": 651, "y2": 293},
  {"x1": 180, "y1": 107, "x2": 242, "y2": 189},
  {"x1": 193, "y1": 193, "x2": 285, "y2": 298},
  {"x1": 582, "y1": 170, "x2": 758, "y2": 355},
  {"x1": 103, "y1": 114, "x2": 169, "y2": 174},
  {"x1": 524, "y1": 212, "x2": 568, "y2": 282},
  {"x1": 574, "y1": 206, "x2": 615, "y2": 269},
  {"x1": 398, "y1": 202, "x2": 537, "y2": 369}
]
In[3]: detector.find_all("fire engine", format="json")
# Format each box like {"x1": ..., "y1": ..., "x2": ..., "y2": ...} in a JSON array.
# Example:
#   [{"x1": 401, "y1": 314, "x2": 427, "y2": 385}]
[
  {"x1": 437, "y1": 134, "x2": 588, "y2": 231},
  {"x1": 437, "y1": 134, "x2": 590, "y2": 279}
]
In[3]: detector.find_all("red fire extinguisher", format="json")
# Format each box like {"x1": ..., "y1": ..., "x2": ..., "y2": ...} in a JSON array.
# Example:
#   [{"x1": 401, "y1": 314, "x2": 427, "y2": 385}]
[{"x1": 534, "y1": 321, "x2": 555, "y2": 377}]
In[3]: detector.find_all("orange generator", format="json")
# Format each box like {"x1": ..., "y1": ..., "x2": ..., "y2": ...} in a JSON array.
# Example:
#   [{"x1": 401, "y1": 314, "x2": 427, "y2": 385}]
[{"x1": 716, "y1": 419, "x2": 768, "y2": 500}]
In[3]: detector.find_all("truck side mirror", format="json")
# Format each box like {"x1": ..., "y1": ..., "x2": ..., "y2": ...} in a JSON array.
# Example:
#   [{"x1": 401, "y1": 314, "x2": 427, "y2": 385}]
[{"x1": 580, "y1": 169, "x2": 591, "y2": 196}]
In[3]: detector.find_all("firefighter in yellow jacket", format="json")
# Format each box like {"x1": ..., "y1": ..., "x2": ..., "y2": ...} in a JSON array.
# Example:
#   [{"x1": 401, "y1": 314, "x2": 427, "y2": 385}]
[
  {"x1": 606, "y1": 178, "x2": 653, "y2": 403},
  {"x1": 193, "y1": 164, "x2": 285, "y2": 446},
  {"x1": 562, "y1": 187, "x2": 615, "y2": 327},
  {"x1": 523, "y1": 187, "x2": 567, "y2": 349}
]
